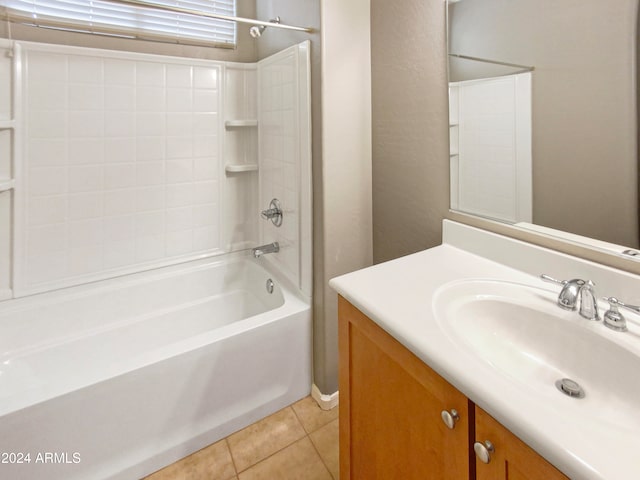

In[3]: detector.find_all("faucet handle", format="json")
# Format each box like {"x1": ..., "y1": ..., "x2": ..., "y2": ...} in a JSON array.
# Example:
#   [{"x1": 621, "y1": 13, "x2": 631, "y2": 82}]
[
  {"x1": 540, "y1": 274, "x2": 565, "y2": 285},
  {"x1": 611, "y1": 297, "x2": 640, "y2": 314},
  {"x1": 261, "y1": 198, "x2": 283, "y2": 227},
  {"x1": 602, "y1": 297, "x2": 640, "y2": 332},
  {"x1": 603, "y1": 297, "x2": 628, "y2": 332}
]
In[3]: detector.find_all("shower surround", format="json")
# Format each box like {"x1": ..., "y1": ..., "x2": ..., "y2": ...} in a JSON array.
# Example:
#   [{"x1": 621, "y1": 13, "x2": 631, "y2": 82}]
[{"x1": 0, "y1": 39, "x2": 312, "y2": 479}]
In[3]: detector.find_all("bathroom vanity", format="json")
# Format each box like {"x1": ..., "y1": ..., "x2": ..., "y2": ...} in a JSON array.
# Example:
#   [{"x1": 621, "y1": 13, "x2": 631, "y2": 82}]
[
  {"x1": 330, "y1": 221, "x2": 640, "y2": 480},
  {"x1": 338, "y1": 296, "x2": 566, "y2": 479}
]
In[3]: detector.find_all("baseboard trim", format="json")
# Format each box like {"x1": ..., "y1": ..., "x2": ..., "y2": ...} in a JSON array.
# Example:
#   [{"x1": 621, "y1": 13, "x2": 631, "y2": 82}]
[{"x1": 311, "y1": 384, "x2": 339, "y2": 410}]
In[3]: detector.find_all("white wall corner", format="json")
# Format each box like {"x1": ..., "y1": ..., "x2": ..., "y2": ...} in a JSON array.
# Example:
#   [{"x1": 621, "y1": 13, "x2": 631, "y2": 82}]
[{"x1": 311, "y1": 384, "x2": 339, "y2": 411}]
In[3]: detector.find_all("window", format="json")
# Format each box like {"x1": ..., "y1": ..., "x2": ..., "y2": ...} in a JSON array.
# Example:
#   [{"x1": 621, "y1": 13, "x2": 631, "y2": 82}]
[{"x1": 2, "y1": 0, "x2": 237, "y2": 47}]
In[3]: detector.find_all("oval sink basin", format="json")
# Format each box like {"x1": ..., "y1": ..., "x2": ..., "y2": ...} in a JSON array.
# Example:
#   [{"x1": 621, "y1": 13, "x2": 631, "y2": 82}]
[{"x1": 432, "y1": 280, "x2": 640, "y2": 431}]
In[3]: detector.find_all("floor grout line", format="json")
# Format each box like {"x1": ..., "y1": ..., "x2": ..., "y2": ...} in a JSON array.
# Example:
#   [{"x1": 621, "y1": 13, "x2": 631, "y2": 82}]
[
  {"x1": 147, "y1": 398, "x2": 339, "y2": 479},
  {"x1": 290, "y1": 399, "x2": 339, "y2": 478},
  {"x1": 291, "y1": 400, "x2": 338, "y2": 436},
  {"x1": 290, "y1": 402, "x2": 307, "y2": 433},
  {"x1": 235, "y1": 434, "x2": 308, "y2": 475},
  {"x1": 231, "y1": 407, "x2": 307, "y2": 475},
  {"x1": 307, "y1": 429, "x2": 335, "y2": 479},
  {"x1": 224, "y1": 437, "x2": 240, "y2": 479}
]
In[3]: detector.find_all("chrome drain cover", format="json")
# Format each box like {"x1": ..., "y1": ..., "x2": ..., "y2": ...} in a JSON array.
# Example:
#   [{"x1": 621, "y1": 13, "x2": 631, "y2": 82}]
[
  {"x1": 555, "y1": 378, "x2": 585, "y2": 398},
  {"x1": 266, "y1": 278, "x2": 274, "y2": 294}
]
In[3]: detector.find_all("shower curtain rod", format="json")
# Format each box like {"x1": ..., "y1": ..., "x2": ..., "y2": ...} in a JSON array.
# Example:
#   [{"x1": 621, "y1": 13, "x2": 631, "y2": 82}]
[
  {"x1": 449, "y1": 53, "x2": 534, "y2": 72},
  {"x1": 108, "y1": 0, "x2": 314, "y2": 33}
]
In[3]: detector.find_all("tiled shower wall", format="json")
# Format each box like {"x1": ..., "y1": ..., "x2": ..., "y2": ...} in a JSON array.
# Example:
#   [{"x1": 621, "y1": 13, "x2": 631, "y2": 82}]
[
  {"x1": 16, "y1": 43, "x2": 225, "y2": 295},
  {"x1": 222, "y1": 64, "x2": 259, "y2": 252},
  {"x1": 449, "y1": 73, "x2": 532, "y2": 224},
  {"x1": 3, "y1": 40, "x2": 309, "y2": 298},
  {"x1": 259, "y1": 43, "x2": 311, "y2": 298},
  {"x1": 0, "y1": 41, "x2": 13, "y2": 300}
]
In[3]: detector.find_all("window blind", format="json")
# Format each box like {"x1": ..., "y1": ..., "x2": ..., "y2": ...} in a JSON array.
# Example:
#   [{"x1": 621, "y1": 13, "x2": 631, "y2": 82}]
[{"x1": 2, "y1": 0, "x2": 237, "y2": 47}]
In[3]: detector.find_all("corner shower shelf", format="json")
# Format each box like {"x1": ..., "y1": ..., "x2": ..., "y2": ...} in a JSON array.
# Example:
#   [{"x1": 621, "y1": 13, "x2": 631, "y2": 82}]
[
  {"x1": 0, "y1": 120, "x2": 15, "y2": 130},
  {"x1": 225, "y1": 120, "x2": 258, "y2": 129},
  {"x1": 0, "y1": 179, "x2": 15, "y2": 193},
  {"x1": 225, "y1": 164, "x2": 258, "y2": 173}
]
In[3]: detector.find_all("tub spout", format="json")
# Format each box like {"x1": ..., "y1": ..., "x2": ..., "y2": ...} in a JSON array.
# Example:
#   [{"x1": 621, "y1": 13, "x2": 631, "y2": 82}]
[{"x1": 252, "y1": 242, "x2": 280, "y2": 258}]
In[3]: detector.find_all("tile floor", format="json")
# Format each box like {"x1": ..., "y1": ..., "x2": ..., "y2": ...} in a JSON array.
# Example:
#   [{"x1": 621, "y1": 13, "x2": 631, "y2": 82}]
[{"x1": 144, "y1": 396, "x2": 339, "y2": 480}]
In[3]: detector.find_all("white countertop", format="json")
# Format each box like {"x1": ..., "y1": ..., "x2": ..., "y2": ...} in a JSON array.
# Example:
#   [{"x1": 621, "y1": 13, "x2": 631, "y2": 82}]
[{"x1": 329, "y1": 220, "x2": 640, "y2": 480}]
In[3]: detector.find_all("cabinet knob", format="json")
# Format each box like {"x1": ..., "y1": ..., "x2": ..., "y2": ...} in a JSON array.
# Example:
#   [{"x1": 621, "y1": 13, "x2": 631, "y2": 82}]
[
  {"x1": 474, "y1": 440, "x2": 495, "y2": 464},
  {"x1": 440, "y1": 409, "x2": 459, "y2": 429}
]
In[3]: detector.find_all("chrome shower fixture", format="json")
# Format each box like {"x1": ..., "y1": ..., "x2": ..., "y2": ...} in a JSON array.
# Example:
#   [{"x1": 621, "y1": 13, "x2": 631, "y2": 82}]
[
  {"x1": 249, "y1": 16, "x2": 281, "y2": 38},
  {"x1": 249, "y1": 24, "x2": 265, "y2": 38}
]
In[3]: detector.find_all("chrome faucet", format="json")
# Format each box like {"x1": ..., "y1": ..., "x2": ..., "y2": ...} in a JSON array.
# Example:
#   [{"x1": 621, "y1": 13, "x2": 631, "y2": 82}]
[
  {"x1": 541, "y1": 275, "x2": 600, "y2": 320},
  {"x1": 261, "y1": 198, "x2": 283, "y2": 227},
  {"x1": 252, "y1": 242, "x2": 279, "y2": 258}
]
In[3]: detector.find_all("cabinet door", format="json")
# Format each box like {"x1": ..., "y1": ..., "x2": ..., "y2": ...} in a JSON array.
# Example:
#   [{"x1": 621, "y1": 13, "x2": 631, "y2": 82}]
[
  {"x1": 338, "y1": 297, "x2": 470, "y2": 480},
  {"x1": 474, "y1": 406, "x2": 569, "y2": 480}
]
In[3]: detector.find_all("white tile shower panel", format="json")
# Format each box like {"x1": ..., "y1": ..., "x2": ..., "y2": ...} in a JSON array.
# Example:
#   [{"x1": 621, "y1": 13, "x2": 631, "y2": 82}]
[
  {"x1": 0, "y1": 40, "x2": 15, "y2": 301},
  {"x1": 453, "y1": 73, "x2": 532, "y2": 224},
  {"x1": 258, "y1": 46, "x2": 308, "y2": 293},
  {"x1": 0, "y1": 45, "x2": 12, "y2": 122},
  {"x1": 18, "y1": 45, "x2": 223, "y2": 294}
]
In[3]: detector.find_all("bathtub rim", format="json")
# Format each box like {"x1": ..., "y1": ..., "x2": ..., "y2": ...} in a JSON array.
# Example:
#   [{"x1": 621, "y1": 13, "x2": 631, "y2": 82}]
[{"x1": 0, "y1": 249, "x2": 307, "y2": 313}]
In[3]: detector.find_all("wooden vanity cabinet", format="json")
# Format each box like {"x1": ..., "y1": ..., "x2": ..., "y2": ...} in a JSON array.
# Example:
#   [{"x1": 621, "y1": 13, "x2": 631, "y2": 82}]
[
  {"x1": 338, "y1": 297, "x2": 472, "y2": 479},
  {"x1": 338, "y1": 297, "x2": 568, "y2": 480}
]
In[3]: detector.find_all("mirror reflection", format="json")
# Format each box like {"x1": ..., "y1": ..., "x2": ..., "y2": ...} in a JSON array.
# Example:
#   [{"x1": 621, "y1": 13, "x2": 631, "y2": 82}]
[{"x1": 447, "y1": 0, "x2": 639, "y2": 250}]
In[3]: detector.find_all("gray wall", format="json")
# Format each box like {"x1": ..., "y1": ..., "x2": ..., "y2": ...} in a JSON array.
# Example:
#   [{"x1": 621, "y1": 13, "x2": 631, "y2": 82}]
[
  {"x1": 371, "y1": 0, "x2": 450, "y2": 264},
  {"x1": 449, "y1": 0, "x2": 639, "y2": 248}
]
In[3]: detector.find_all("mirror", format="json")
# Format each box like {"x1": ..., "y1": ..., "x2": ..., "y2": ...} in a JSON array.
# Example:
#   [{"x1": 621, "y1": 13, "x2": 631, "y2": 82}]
[{"x1": 447, "y1": 0, "x2": 639, "y2": 251}]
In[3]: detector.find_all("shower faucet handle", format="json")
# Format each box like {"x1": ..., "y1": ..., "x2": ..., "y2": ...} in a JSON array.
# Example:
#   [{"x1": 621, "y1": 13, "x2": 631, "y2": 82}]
[{"x1": 261, "y1": 198, "x2": 283, "y2": 227}]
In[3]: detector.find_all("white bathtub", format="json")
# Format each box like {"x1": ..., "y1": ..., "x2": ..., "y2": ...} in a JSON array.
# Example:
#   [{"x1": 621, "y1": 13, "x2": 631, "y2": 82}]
[{"x1": 0, "y1": 254, "x2": 312, "y2": 479}]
